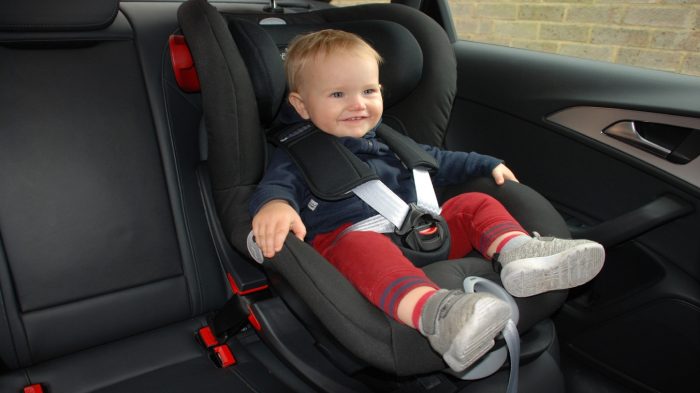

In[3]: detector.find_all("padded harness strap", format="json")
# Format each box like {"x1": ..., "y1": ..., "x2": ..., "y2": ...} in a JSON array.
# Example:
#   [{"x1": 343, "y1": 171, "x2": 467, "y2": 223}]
[
  {"x1": 374, "y1": 123, "x2": 438, "y2": 171},
  {"x1": 275, "y1": 122, "x2": 439, "y2": 200},
  {"x1": 277, "y1": 122, "x2": 378, "y2": 201}
]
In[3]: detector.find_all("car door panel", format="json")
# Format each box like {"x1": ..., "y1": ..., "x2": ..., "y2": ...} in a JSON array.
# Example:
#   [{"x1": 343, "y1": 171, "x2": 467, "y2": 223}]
[
  {"x1": 446, "y1": 41, "x2": 700, "y2": 393},
  {"x1": 548, "y1": 106, "x2": 700, "y2": 184}
]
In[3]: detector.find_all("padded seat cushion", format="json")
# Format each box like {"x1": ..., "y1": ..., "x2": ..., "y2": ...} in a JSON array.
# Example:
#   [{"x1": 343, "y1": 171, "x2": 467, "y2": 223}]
[
  {"x1": 0, "y1": 0, "x2": 118, "y2": 32},
  {"x1": 0, "y1": 318, "x2": 282, "y2": 393}
]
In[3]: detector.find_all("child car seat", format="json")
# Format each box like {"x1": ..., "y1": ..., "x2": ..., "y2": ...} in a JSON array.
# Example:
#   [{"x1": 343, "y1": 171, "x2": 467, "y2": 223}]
[{"x1": 177, "y1": 0, "x2": 569, "y2": 389}]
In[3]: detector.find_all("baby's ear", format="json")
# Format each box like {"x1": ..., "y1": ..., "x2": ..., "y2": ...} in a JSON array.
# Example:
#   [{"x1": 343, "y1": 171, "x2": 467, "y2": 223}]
[{"x1": 288, "y1": 92, "x2": 309, "y2": 119}]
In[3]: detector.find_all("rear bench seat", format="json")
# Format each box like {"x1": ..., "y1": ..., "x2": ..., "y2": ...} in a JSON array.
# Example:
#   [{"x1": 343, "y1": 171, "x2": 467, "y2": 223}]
[{"x1": 0, "y1": 1, "x2": 288, "y2": 391}]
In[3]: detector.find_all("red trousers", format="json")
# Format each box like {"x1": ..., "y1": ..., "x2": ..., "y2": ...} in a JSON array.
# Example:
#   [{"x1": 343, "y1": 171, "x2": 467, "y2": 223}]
[{"x1": 311, "y1": 192, "x2": 525, "y2": 320}]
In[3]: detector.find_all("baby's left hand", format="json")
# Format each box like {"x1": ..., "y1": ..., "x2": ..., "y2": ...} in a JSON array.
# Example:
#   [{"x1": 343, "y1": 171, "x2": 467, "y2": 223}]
[{"x1": 491, "y1": 163, "x2": 519, "y2": 185}]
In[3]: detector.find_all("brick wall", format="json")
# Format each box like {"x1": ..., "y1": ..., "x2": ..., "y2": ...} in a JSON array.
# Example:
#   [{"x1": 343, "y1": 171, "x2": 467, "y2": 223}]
[
  {"x1": 333, "y1": 0, "x2": 700, "y2": 76},
  {"x1": 451, "y1": 0, "x2": 699, "y2": 76}
]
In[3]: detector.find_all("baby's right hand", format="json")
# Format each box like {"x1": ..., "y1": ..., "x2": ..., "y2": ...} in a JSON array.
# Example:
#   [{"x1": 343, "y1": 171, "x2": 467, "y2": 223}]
[{"x1": 252, "y1": 199, "x2": 307, "y2": 258}]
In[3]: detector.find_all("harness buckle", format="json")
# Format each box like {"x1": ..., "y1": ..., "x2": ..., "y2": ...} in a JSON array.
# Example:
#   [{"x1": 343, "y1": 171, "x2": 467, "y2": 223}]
[{"x1": 395, "y1": 203, "x2": 447, "y2": 252}]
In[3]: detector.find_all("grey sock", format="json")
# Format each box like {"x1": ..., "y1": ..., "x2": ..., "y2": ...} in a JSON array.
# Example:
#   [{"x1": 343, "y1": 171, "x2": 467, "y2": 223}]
[{"x1": 498, "y1": 234, "x2": 531, "y2": 254}]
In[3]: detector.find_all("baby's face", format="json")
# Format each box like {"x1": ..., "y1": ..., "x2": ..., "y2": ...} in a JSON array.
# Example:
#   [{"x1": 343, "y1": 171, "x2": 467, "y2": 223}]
[{"x1": 289, "y1": 51, "x2": 383, "y2": 138}]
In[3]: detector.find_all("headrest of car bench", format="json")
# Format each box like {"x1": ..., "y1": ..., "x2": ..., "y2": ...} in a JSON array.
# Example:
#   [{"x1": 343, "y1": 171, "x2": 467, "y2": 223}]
[
  {"x1": 0, "y1": 0, "x2": 119, "y2": 32},
  {"x1": 228, "y1": 18, "x2": 423, "y2": 126}
]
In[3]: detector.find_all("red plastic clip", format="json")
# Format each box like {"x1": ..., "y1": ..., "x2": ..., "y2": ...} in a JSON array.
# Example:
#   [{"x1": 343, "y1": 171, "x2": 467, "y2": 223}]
[
  {"x1": 24, "y1": 384, "x2": 44, "y2": 393},
  {"x1": 197, "y1": 326, "x2": 219, "y2": 348},
  {"x1": 227, "y1": 272, "x2": 269, "y2": 295},
  {"x1": 418, "y1": 225, "x2": 438, "y2": 236},
  {"x1": 213, "y1": 344, "x2": 237, "y2": 367},
  {"x1": 168, "y1": 34, "x2": 201, "y2": 93},
  {"x1": 247, "y1": 306, "x2": 262, "y2": 331}
]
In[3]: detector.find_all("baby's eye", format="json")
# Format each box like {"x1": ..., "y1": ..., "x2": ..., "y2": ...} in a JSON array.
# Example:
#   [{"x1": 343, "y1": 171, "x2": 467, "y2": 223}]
[
  {"x1": 363, "y1": 88, "x2": 378, "y2": 95},
  {"x1": 330, "y1": 91, "x2": 344, "y2": 98}
]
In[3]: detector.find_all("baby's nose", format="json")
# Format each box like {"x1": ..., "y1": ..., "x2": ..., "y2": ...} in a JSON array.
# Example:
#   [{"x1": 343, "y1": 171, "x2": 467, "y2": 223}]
[{"x1": 349, "y1": 96, "x2": 366, "y2": 110}]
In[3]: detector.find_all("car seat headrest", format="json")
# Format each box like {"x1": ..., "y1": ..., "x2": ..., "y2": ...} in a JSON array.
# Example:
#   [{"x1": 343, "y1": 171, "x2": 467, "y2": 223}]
[
  {"x1": 227, "y1": 18, "x2": 287, "y2": 127},
  {"x1": 228, "y1": 18, "x2": 423, "y2": 127},
  {"x1": 0, "y1": 0, "x2": 119, "y2": 32}
]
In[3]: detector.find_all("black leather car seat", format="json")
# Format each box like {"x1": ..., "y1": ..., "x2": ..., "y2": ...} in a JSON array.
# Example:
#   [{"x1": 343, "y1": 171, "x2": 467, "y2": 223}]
[
  {"x1": 178, "y1": 0, "x2": 569, "y2": 390},
  {"x1": 0, "y1": 0, "x2": 301, "y2": 391}
]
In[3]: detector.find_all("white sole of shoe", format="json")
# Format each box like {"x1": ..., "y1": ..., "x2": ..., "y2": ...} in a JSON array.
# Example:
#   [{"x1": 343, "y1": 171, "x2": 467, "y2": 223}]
[
  {"x1": 501, "y1": 242, "x2": 605, "y2": 297},
  {"x1": 442, "y1": 296, "x2": 511, "y2": 372}
]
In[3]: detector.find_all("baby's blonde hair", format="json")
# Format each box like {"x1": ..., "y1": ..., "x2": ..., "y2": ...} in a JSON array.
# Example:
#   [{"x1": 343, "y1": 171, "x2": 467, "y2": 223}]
[{"x1": 285, "y1": 29, "x2": 383, "y2": 93}]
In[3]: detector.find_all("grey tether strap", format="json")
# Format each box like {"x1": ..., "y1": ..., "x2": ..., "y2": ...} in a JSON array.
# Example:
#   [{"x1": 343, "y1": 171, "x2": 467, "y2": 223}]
[
  {"x1": 503, "y1": 320, "x2": 520, "y2": 393},
  {"x1": 462, "y1": 276, "x2": 520, "y2": 393}
]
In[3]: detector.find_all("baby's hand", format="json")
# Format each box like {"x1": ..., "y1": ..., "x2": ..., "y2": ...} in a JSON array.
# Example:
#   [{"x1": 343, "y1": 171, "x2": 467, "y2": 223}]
[
  {"x1": 491, "y1": 163, "x2": 519, "y2": 185},
  {"x1": 252, "y1": 199, "x2": 307, "y2": 258}
]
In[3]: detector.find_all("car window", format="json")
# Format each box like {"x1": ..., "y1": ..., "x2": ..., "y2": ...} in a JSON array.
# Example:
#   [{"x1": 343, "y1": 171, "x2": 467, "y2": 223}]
[
  {"x1": 447, "y1": 0, "x2": 699, "y2": 77},
  {"x1": 334, "y1": 0, "x2": 699, "y2": 77},
  {"x1": 334, "y1": 0, "x2": 390, "y2": 5}
]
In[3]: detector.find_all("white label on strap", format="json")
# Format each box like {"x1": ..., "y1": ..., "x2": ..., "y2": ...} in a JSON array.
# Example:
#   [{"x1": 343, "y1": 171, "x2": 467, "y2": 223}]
[{"x1": 307, "y1": 198, "x2": 319, "y2": 211}]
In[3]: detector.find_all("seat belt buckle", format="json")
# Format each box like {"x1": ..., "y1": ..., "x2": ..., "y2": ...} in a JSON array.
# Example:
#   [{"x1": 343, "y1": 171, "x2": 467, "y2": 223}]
[
  {"x1": 212, "y1": 344, "x2": 237, "y2": 368},
  {"x1": 196, "y1": 325, "x2": 237, "y2": 368},
  {"x1": 396, "y1": 203, "x2": 447, "y2": 252},
  {"x1": 24, "y1": 384, "x2": 44, "y2": 393},
  {"x1": 417, "y1": 224, "x2": 438, "y2": 236},
  {"x1": 197, "y1": 326, "x2": 219, "y2": 348}
]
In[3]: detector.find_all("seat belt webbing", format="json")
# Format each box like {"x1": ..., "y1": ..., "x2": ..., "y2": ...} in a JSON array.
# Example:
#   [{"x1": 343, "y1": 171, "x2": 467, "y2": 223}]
[
  {"x1": 338, "y1": 168, "x2": 440, "y2": 238},
  {"x1": 352, "y1": 180, "x2": 410, "y2": 228},
  {"x1": 413, "y1": 168, "x2": 440, "y2": 215}
]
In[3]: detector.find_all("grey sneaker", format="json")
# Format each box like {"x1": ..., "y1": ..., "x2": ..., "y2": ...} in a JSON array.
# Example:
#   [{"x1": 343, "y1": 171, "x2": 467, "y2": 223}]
[
  {"x1": 420, "y1": 290, "x2": 511, "y2": 372},
  {"x1": 497, "y1": 234, "x2": 605, "y2": 297}
]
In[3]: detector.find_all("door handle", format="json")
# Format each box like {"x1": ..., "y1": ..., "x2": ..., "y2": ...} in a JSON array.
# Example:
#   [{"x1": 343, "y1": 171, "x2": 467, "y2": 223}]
[{"x1": 603, "y1": 121, "x2": 671, "y2": 157}]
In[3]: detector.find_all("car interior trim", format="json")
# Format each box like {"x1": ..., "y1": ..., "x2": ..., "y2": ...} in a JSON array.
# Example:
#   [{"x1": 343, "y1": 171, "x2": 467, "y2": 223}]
[{"x1": 547, "y1": 106, "x2": 700, "y2": 189}]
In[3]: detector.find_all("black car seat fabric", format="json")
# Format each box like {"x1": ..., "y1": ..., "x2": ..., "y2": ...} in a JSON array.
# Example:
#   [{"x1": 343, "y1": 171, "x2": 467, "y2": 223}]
[
  {"x1": 0, "y1": 1, "x2": 294, "y2": 392},
  {"x1": 0, "y1": 0, "x2": 118, "y2": 31},
  {"x1": 178, "y1": 0, "x2": 268, "y2": 257},
  {"x1": 179, "y1": 0, "x2": 570, "y2": 378}
]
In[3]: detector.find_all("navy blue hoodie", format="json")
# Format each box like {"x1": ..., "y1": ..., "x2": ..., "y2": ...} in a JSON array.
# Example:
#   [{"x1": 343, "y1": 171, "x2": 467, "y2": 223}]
[{"x1": 249, "y1": 124, "x2": 503, "y2": 241}]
